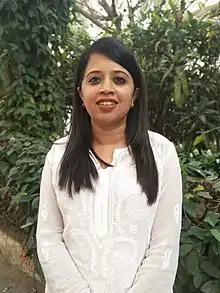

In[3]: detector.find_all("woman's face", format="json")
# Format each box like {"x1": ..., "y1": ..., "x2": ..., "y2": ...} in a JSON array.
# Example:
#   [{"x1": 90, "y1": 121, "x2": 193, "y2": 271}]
[{"x1": 79, "y1": 53, "x2": 136, "y2": 126}]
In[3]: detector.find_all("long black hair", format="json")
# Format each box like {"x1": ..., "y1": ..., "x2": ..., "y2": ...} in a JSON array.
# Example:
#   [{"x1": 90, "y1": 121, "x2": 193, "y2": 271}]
[{"x1": 58, "y1": 37, "x2": 158, "y2": 205}]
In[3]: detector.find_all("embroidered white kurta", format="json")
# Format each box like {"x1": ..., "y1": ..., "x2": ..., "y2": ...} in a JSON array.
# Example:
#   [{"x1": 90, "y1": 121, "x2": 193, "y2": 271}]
[{"x1": 36, "y1": 131, "x2": 182, "y2": 293}]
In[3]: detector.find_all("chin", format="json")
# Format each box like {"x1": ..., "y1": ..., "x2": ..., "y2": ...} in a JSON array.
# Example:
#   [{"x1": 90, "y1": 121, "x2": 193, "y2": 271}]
[{"x1": 92, "y1": 114, "x2": 126, "y2": 127}]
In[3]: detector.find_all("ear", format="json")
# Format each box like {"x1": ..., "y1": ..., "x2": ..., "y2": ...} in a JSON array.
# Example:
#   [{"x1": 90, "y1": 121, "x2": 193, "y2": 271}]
[
  {"x1": 132, "y1": 88, "x2": 140, "y2": 104},
  {"x1": 77, "y1": 87, "x2": 84, "y2": 102}
]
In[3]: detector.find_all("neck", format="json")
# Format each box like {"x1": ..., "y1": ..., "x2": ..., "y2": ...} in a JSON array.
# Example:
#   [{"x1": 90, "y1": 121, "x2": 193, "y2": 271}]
[{"x1": 92, "y1": 121, "x2": 127, "y2": 147}]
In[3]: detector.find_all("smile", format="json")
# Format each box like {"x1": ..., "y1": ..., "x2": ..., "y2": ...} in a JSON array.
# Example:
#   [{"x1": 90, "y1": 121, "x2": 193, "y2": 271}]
[{"x1": 97, "y1": 101, "x2": 118, "y2": 105}]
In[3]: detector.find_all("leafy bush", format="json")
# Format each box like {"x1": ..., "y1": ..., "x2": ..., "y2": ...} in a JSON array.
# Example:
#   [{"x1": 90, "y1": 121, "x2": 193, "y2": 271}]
[
  {"x1": 0, "y1": 0, "x2": 90, "y2": 274},
  {"x1": 119, "y1": 6, "x2": 220, "y2": 150},
  {"x1": 0, "y1": 133, "x2": 52, "y2": 260},
  {"x1": 0, "y1": 0, "x2": 73, "y2": 136},
  {"x1": 175, "y1": 145, "x2": 220, "y2": 293}
]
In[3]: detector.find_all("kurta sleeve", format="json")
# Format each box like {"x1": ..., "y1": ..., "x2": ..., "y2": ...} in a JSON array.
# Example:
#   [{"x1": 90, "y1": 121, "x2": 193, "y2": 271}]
[
  {"x1": 127, "y1": 143, "x2": 182, "y2": 293},
  {"x1": 36, "y1": 150, "x2": 91, "y2": 293}
]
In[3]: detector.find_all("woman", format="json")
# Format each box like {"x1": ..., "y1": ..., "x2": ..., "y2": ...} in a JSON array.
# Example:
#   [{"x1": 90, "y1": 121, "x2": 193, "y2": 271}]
[{"x1": 36, "y1": 37, "x2": 182, "y2": 293}]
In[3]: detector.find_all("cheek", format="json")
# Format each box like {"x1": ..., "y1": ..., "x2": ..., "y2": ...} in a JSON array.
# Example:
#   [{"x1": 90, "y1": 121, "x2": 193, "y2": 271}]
[
  {"x1": 81, "y1": 87, "x2": 98, "y2": 115},
  {"x1": 118, "y1": 88, "x2": 133, "y2": 104},
  {"x1": 81, "y1": 86, "x2": 97, "y2": 103}
]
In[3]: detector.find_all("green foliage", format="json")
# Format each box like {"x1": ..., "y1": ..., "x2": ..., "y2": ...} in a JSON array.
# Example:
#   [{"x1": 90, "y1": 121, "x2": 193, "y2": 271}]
[
  {"x1": 0, "y1": 0, "x2": 91, "y2": 135},
  {"x1": 0, "y1": 0, "x2": 90, "y2": 271},
  {"x1": 0, "y1": 0, "x2": 74, "y2": 136},
  {"x1": 119, "y1": 6, "x2": 220, "y2": 150},
  {"x1": 175, "y1": 144, "x2": 220, "y2": 293},
  {"x1": 0, "y1": 133, "x2": 51, "y2": 242}
]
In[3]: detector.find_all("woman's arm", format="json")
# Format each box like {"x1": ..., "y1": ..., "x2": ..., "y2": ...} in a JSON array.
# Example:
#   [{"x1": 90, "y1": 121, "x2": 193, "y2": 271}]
[
  {"x1": 36, "y1": 150, "x2": 91, "y2": 293},
  {"x1": 128, "y1": 143, "x2": 182, "y2": 293}
]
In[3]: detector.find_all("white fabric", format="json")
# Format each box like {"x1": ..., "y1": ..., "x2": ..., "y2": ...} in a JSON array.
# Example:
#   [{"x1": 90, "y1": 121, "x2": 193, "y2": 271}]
[{"x1": 36, "y1": 131, "x2": 182, "y2": 293}]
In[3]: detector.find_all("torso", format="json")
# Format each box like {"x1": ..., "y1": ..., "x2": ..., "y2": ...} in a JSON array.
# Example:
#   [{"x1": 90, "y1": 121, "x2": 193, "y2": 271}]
[{"x1": 43, "y1": 131, "x2": 171, "y2": 293}]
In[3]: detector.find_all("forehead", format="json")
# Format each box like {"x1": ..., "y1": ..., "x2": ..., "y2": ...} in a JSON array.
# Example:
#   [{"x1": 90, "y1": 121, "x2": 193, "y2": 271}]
[{"x1": 84, "y1": 53, "x2": 130, "y2": 76}]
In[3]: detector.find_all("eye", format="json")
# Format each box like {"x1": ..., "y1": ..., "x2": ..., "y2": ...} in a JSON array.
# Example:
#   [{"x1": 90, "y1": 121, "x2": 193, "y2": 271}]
[
  {"x1": 88, "y1": 76, "x2": 100, "y2": 84},
  {"x1": 114, "y1": 76, "x2": 126, "y2": 84}
]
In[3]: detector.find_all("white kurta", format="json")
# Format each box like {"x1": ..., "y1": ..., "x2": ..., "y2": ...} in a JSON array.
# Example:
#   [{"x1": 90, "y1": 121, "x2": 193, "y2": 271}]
[{"x1": 36, "y1": 131, "x2": 182, "y2": 293}]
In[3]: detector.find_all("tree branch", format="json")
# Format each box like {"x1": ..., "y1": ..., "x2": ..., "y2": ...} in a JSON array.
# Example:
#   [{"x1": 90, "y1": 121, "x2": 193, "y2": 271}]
[
  {"x1": 75, "y1": 4, "x2": 111, "y2": 32},
  {"x1": 77, "y1": 0, "x2": 109, "y2": 20},
  {"x1": 86, "y1": 7, "x2": 109, "y2": 21},
  {"x1": 75, "y1": 0, "x2": 147, "y2": 33},
  {"x1": 132, "y1": 0, "x2": 146, "y2": 12},
  {"x1": 98, "y1": 0, "x2": 115, "y2": 18},
  {"x1": 112, "y1": 0, "x2": 117, "y2": 16},
  {"x1": 126, "y1": 0, "x2": 134, "y2": 25},
  {"x1": 186, "y1": 1, "x2": 220, "y2": 20}
]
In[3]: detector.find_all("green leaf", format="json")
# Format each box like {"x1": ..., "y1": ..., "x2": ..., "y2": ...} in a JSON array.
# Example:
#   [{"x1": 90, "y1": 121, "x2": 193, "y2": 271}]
[
  {"x1": 210, "y1": 241, "x2": 220, "y2": 256},
  {"x1": 211, "y1": 229, "x2": 220, "y2": 242},
  {"x1": 200, "y1": 260, "x2": 220, "y2": 278},
  {"x1": 184, "y1": 193, "x2": 194, "y2": 199},
  {"x1": 168, "y1": 0, "x2": 176, "y2": 9},
  {"x1": 193, "y1": 185, "x2": 204, "y2": 193},
  {"x1": 213, "y1": 180, "x2": 220, "y2": 192},
  {"x1": 199, "y1": 115, "x2": 206, "y2": 124},
  {"x1": 7, "y1": 148, "x2": 15, "y2": 156},
  {"x1": 28, "y1": 9, "x2": 35, "y2": 18},
  {"x1": 160, "y1": 63, "x2": 174, "y2": 86},
  {"x1": 213, "y1": 242, "x2": 220, "y2": 255},
  {"x1": 185, "y1": 226, "x2": 207, "y2": 240},
  {"x1": 181, "y1": 73, "x2": 189, "y2": 97},
  {"x1": 204, "y1": 214, "x2": 220, "y2": 227},
  {"x1": 201, "y1": 280, "x2": 220, "y2": 293},
  {"x1": 47, "y1": 104, "x2": 52, "y2": 111},
  {"x1": 181, "y1": 235, "x2": 194, "y2": 245},
  {"x1": 0, "y1": 161, "x2": 9, "y2": 176},
  {"x1": 183, "y1": 199, "x2": 197, "y2": 218},
  {"x1": 174, "y1": 77, "x2": 182, "y2": 108},
  {"x1": 11, "y1": 1, "x2": 18, "y2": 12},
  {"x1": 155, "y1": 41, "x2": 161, "y2": 52},
  {"x1": 31, "y1": 197, "x2": 39, "y2": 210},
  {"x1": 8, "y1": 167, "x2": 18, "y2": 178},
  {"x1": 180, "y1": 244, "x2": 193, "y2": 256},
  {"x1": 193, "y1": 272, "x2": 204, "y2": 288},
  {"x1": 186, "y1": 250, "x2": 199, "y2": 275},
  {"x1": 198, "y1": 191, "x2": 213, "y2": 199},
  {"x1": 198, "y1": 2, "x2": 205, "y2": 9}
]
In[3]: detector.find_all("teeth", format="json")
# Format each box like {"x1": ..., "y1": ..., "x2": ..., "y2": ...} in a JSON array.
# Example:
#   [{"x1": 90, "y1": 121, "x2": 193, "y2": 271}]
[{"x1": 98, "y1": 101, "x2": 116, "y2": 105}]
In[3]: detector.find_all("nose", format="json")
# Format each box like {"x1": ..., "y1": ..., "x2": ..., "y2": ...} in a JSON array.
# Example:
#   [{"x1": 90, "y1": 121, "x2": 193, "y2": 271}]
[{"x1": 99, "y1": 78, "x2": 115, "y2": 95}]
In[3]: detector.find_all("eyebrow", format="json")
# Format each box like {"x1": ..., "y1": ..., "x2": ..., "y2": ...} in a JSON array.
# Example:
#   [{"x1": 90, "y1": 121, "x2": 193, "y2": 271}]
[{"x1": 85, "y1": 70, "x2": 130, "y2": 78}]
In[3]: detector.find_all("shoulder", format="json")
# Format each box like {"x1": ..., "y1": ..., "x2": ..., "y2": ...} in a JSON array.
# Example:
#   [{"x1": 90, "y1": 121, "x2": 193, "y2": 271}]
[
  {"x1": 148, "y1": 131, "x2": 175, "y2": 154},
  {"x1": 47, "y1": 135, "x2": 69, "y2": 165},
  {"x1": 148, "y1": 131, "x2": 181, "y2": 192},
  {"x1": 148, "y1": 130, "x2": 177, "y2": 167},
  {"x1": 53, "y1": 135, "x2": 69, "y2": 146}
]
